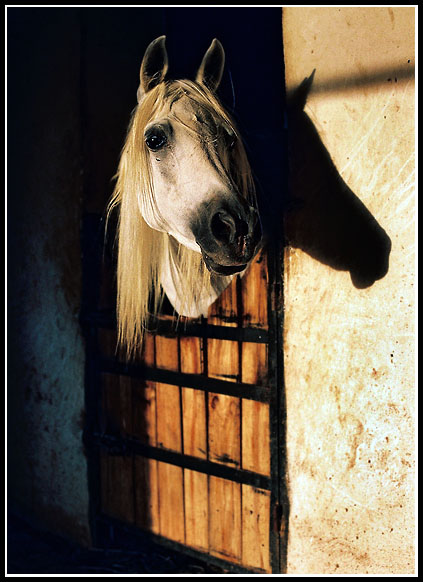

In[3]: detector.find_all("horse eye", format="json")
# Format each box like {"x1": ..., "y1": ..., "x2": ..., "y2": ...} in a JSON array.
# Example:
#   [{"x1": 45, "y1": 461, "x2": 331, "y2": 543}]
[{"x1": 145, "y1": 129, "x2": 167, "y2": 151}]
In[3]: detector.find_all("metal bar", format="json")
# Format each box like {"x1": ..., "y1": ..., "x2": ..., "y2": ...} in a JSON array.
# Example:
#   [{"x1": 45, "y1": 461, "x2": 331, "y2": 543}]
[
  {"x1": 100, "y1": 357, "x2": 271, "y2": 403},
  {"x1": 80, "y1": 309, "x2": 269, "y2": 343},
  {"x1": 85, "y1": 430, "x2": 271, "y2": 491}
]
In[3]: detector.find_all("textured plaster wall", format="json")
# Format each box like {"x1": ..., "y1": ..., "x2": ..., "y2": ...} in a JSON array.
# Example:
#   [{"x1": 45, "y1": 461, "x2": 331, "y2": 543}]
[
  {"x1": 282, "y1": 7, "x2": 415, "y2": 574},
  {"x1": 8, "y1": 9, "x2": 90, "y2": 544}
]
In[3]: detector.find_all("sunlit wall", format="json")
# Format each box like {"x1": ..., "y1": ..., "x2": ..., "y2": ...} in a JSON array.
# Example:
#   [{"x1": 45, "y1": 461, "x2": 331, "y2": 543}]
[{"x1": 282, "y1": 7, "x2": 415, "y2": 574}]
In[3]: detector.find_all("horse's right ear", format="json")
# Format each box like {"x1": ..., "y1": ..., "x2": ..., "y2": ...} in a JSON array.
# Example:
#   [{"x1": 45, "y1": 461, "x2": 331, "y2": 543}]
[{"x1": 137, "y1": 36, "x2": 168, "y2": 102}]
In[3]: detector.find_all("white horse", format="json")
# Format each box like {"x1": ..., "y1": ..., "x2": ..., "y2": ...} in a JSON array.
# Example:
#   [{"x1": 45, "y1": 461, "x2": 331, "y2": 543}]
[{"x1": 109, "y1": 36, "x2": 262, "y2": 356}]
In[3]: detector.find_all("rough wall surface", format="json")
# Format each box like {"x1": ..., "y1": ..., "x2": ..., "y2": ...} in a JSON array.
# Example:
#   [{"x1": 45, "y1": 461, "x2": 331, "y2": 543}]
[
  {"x1": 8, "y1": 9, "x2": 90, "y2": 544},
  {"x1": 282, "y1": 7, "x2": 415, "y2": 574}
]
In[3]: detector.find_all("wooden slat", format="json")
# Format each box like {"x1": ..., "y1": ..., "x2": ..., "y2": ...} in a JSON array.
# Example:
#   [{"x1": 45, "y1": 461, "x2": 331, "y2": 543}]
[
  {"x1": 241, "y1": 250, "x2": 268, "y2": 328},
  {"x1": 184, "y1": 469, "x2": 209, "y2": 551},
  {"x1": 179, "y1": 336, "x2": 209, "y2": 552},
  {"x1": 242, "y1": 342, "x2": 268, "y2": 386},
  {"x1": 207, "y1": 276, "x2": 238, "y2": 327},
  {"x1": 132, "y1": 379, "x2": 157, "y2": 446},
  {"x1": 142, "y1": 331, "x2": 156, "y2": 367},
  {"x1": 134, "y1": 456, "x2": 160, "y2": 534},
  {"x1": 156, "y1": 382, "x2": 181, "y2": 452},
  {"x1": 242, "y1": 400, "x2": 271, "y2": 476},
  {"x1": 100, "y1": 452, "x2": 134, "y2": 524},
  {"x1": 208, "y1": 393, "x2": 241, "y2": 467},
  {"x1": 157, "y1": 461, "x2": 185, "y2": 544},
  {"x1": 241, "y1": 340, "x2": 270, "y2": 476},
  {"x1": 180, "y1": 336, "x2": 206, "y2": 458},
  {"x1": 155, "y1": 335, "x2": 178, "y2": 371},
  {"x1": 207, "y1": 277, "x2": 241, "y2": 467},
  {"x1": 209, "y1": 476, "x2": 241, "y2": 562},
  {"x1": 155, "y1": 335, "x2": 181, "y2": 452},
  {"x1": 154, "y1": 335, "x2": 185, "y2": 543},
  {"x1": 207, "y1": 338, "x2": 239, "y2": 383},
  {"x1": 207, "y1": 275, "x2": 243, "y2": 566},
  {"x1": 241, "y1": 484, "x2": 271, "y2": 572},
  {"x1": 100, "y1": 373, "x2": 135, "y2": 525},
  {"x1": 101, "y1": 373, "x2": 133, "y2": 435}
]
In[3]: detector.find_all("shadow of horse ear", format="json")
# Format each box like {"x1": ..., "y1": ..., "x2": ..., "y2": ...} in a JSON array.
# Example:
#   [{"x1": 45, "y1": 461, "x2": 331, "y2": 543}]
[{"x1": 284, "y1": 72, "x2": 392, "y2": 289}]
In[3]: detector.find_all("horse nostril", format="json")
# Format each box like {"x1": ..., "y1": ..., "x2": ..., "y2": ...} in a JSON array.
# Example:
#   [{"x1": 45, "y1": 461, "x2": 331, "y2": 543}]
[{"x1": 211, "y1": 211, "x2": 237, "y2": 244}]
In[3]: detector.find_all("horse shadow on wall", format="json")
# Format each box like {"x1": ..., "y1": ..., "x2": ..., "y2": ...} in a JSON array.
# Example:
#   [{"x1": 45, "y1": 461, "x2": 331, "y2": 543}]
[
  {"x1": 102, "y1": 68, "x2": 392, "y2": 327},
  {"x1": 280, "y1": 72, "x2": 391, "y2": 289}
]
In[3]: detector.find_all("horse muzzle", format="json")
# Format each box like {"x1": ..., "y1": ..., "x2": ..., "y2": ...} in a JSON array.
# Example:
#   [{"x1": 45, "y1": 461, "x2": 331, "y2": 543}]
[{"x1": 194, "y1": 201, "x2": 262, "y2": 276}]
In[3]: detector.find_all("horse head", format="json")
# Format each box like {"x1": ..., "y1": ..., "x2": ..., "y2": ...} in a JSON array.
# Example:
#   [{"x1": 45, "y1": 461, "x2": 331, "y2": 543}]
[
  {"x1": 110, "y1": 36, "x2": 262, "y2": 355},
  {"x1": 136, "y1": 36, "x2": 261, "y2": 276}
]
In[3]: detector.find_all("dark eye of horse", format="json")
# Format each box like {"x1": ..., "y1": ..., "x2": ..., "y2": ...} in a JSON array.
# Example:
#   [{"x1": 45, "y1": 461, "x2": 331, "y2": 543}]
[{"x1": 145, "y1": 128, "x2": 167, "y2": 151}]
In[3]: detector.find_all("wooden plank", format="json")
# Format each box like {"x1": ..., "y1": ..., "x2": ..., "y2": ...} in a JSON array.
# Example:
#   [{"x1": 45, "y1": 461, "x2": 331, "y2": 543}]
[
  {"x1": 241, "y1": 249, "x2": 268, "y2": 328},
  {"x1": 208, "y1": 393, "x2": 241, "y2": 467},
  {"x1": 156, "y1": 382, "x2": 181, "y2": 452},
  {"x1": 209, "y1": 475, "x2": 241, "y2": 562},
  {"x1": 241, "y1": 341, "x2": 270, "y2": 476},
  {"x1": 100, "y1": 374, "x2": 135, "y2": 526},
  {"x1": 154, "y1": 335, "x2": 185, "y2": 543},
  {"x1": 101, "y1": 373, "x2": 132, "y2": 435},
  {"x1": 242, "y1": 400, "x2": 271, "y2": 476},
  {"x1": 100, "y1": 451, "x2": 134, "y2": 524},
  {"x1": 142, "y1": 331, "x2": 156, "y2": 367},
  {"x1": 207, "y1": 276, "x2": 238, "y2": 327},
  {"x1": 133, "y1": 330, "x2": 159, "y2": 534},
  {"x1": 179, "y1": 332, "x2": 209, "y2": 553},
  {"x1": 132, "y1": 379, "x2": 157, "y2": 445},
  {"x1": 207, "y1": 274, "x2": 242, "y2": 563},
  {"x1": 241, "y1": 484, "x2": 271, "y2": 572},
  {"x1": 157, "y1": 461, "x2": 185, "y2": 544},
  {"x1": 207, "y1": 338, "x2": 239, "y2": 383},
  {"x1": 155, "y1": 335, "x2": 181, "y2": 452},
  {"x1": 182, "y1": 387, "x2": 207, "y2": 457},
  {"x1": 155, "y1": 335, "x2": 178, "y2": 371},
  {"x1": 207, "y1": 278, "x2": 241, "y2": 467},
  {"x1": 242, "y1": 342, "x2": 268, "y2": 386},
  {"x1": 179, "y1": 335, "x2": 203, "y2": 375},
  {"x1": 180, "y1": 336, "x2": 206, "y2": 458},
  {"x1": 134, "y1": 456, "x2": 160, "y2": 535},
  {"x1": 184, "y1": 469, "x2": 209, "y2": 551}
]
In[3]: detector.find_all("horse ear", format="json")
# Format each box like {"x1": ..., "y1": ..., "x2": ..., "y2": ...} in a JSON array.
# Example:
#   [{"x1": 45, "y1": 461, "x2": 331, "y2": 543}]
[
  {"x1": 137, "y1": 35, "x2": 168, "y2": 102},
  {"x1": 196, "y1": 38, "x2": 225, "y2": 93}
]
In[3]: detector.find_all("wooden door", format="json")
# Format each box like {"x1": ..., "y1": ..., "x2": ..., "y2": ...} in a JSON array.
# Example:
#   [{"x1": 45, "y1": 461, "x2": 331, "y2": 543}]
[{"x1": 82, "y1": 225, "x2": 286, "y2": 573}]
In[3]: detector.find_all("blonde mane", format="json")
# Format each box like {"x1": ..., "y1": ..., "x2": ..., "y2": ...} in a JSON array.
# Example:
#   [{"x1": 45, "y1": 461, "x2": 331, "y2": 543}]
[{"x1": 108, "y1": 79, "x2": 256, "y2": 357}]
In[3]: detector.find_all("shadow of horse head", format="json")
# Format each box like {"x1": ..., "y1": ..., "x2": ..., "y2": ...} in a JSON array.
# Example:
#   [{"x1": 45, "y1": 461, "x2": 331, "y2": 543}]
[{"x1": 284, "y1": 71, "x2": 392, "y2": 288}]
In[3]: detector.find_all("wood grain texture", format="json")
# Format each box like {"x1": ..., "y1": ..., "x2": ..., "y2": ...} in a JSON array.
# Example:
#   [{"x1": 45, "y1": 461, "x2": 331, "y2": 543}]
[
  {"x1": 208, "y1": 393, "x2": 241, "y2": 467},
  {"x1": 134, "y1": 456, "x2": 160, "y2": 534},
  {"x1": 209, "y1": 476, "x2": 242, "y2": 562},
  {"x1": 241, "y1": 485, "x2": 271, "y2": 572},
  {"x1": 184, "y1": 469, "x2": 209, "y2": 551},
  {"x1": 242, "y1": 400, "x2": 271, "y2": 476},
  {"x1": 157, "y1": 461, "x2": 185, "y2": 544},
  {"x1": 241, "y1": 250, "x2": 268, "y2": 328}
]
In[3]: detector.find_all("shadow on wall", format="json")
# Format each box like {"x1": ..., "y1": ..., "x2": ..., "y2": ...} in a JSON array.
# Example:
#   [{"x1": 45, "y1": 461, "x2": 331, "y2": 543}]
[{"x1": 283, "y1": 72, "x2": 392, "y2": 289}]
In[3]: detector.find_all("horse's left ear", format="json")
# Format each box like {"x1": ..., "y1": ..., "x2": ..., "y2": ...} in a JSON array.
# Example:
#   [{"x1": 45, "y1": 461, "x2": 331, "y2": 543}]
[
  {"x1": 196, "y1": 38, "x2": 225, "y2": 93},
  {"x1": 137, "y1": 35, "x2": 168, "y2": 102}
]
